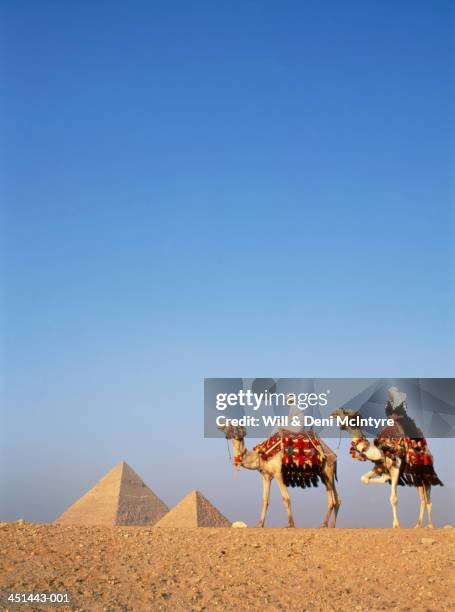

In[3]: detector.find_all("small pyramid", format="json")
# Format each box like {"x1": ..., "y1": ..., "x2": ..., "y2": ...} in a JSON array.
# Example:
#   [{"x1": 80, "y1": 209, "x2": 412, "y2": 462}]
[
  {"x1": 154, "y1": 490, "x2": 230, "y2": 527},
  {"x1": 55, "y1": 462, "x2": 168, "y2": 526}
]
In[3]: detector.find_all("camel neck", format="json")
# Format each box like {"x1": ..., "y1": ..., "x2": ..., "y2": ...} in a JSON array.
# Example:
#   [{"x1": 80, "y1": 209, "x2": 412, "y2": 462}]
[
  {"x1": 232, "y1": 439, "x2": 247, "y2": 466},
  {"x1": 232, "y1": 439, "x2": 260, "y2": 470}
]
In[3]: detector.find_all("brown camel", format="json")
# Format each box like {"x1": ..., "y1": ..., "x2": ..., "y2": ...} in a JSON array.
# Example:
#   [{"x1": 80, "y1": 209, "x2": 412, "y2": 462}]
[{"x1": 220, "y1": 424, "x2": 341, "y2": 528}]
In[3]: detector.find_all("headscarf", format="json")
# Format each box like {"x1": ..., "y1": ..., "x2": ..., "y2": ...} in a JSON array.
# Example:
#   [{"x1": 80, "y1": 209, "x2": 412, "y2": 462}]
[
  {"x1": 281, "y1": 393, "x2": 303, "y2": 432},
  {"x1": 388, "y1": 386, "x2": 407, "y2": 409}
]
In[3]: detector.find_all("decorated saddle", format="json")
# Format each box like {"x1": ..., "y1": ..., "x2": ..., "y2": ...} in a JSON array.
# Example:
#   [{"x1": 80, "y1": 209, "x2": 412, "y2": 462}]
[
  {"x1": 350, "y1": 420, "x2": 443, "y2": 487},
  {"x1": 254, "y1": 429, "x2": 325, "y2": 488}
]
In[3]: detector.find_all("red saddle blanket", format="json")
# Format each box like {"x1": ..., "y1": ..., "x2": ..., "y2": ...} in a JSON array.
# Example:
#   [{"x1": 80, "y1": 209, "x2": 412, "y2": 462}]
[
  {"x1": 376, "y1": 435, "x2": 432, "y2": 464},
  {"x1": 350, "y1": 429, "x2": 443, "y2": 487},
  {"x1": 254, "y1": 430, "x2": 325, "y2": 488}
]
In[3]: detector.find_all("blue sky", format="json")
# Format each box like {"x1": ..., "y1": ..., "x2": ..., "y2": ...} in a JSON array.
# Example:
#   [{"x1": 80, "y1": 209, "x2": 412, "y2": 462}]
[{"x1": 1, "y1": 1, "x2": 454, "y2": 526}]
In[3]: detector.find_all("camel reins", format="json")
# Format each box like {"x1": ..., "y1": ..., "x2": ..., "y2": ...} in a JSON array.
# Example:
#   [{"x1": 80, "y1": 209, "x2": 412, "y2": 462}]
[
  {"x1": 225, "y1": 436, "x2": 232, "y2": 461},
  {"x1": 336, "y1": 428, "x2": 342, "y2": 451},
  {"x1": 224, "y1": 434, "x2": 247, "y2": 467}
]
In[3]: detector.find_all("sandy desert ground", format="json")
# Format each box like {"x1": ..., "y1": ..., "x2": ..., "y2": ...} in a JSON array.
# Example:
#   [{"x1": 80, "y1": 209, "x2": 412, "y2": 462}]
[{"x1": 0, "y1": 521, "x2": 454, "y2": 611}]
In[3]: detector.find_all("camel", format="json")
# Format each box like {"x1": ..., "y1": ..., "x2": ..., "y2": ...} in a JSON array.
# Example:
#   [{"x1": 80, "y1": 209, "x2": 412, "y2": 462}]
[
  {"x1": 220, "y1": 424, "x2": 340, "y2": 528},
  {"x1": 331, "y1": 408, "x2": 443, "y2": 528}
]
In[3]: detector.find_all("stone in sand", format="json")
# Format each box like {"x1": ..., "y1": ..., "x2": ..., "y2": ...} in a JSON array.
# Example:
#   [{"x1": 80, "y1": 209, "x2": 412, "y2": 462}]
[
  {"x1": 55, "y1": 461, "x2": 168, "y2": 525},
  {"x1": 421, "y1": 538, "x2": 436, "y2": 545},
  {"x1": 154, "y1": 490, "x2": 230, "y2": 527}
]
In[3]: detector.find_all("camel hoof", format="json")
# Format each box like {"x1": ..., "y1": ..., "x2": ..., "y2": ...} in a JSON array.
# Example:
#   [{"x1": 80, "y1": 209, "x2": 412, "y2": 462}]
[
  {"x1": 414, "y1": 524, "x2": 422, "y2": 529},
  {"x1": 426, "y1": 524, "x2": 434, "y2": 529},
  {"x1": 319, "y1": 524, "x2": 328, "y2": 528},
  {"x1": 256, "y1": 522, "x2": 264, "y2": 528},
  {"x1": 393, "y1": 524, "x2": 401, "y2": 529},
  {"x1": 286, "y1": 524, "x2": 295, "y2": 529}
]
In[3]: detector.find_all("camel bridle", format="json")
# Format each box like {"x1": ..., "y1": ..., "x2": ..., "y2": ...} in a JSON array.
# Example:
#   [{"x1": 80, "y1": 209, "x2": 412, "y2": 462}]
[{"x1": 223, "y1": 425, "x2": 247, "y2": 466}]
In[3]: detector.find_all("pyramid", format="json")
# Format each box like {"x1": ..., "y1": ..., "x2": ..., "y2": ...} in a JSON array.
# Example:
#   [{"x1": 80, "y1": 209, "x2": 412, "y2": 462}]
[
  {"x1": 154, "y1": 490, "x2": 230, "y2": 527},
  {"x1": 55, "y1": 462, "x2": 168, "y2": 526}
]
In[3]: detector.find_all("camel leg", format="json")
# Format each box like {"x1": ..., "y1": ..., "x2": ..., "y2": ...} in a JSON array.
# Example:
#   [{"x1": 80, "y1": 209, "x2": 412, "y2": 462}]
[
  {"x1": 256, "y1": 474, "x2": 271, "y2": 528},
  {"x1": 414, "y1": 486, "x2": 425, "y2": 528},
  {"x1": 424, "y1": 485, "x2": 433, "y2": 528},
  {"x1": 274, "y1": 472, "x2": 295, "y2": 528},
  {"x1": 320, "y1": 486, "x2": 334, "y2": 528},
  {"x1": 360, "y1": 469, "x2": 377, "y2": 484},
  {"x1": 321, "y1": 463, "x2": 340, "y2": 528},
  {"x1": 361, "y1": 469, "x2": 390, "y2": 484},
  {"x1": 328, "y1": 467, "x2": 341, "y2": 528},
  {"x1": 389, "y1": 466, "x2": 400, "y2": 528}
]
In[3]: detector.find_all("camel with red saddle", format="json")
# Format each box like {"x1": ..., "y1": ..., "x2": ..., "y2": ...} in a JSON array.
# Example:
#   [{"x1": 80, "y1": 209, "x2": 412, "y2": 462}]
[
  {"x1": 331, "y1": 407, "x2": 443, "y2": 528},
  {"x1": 220, "y1": 424, "x2": 340, "y2": 528}
]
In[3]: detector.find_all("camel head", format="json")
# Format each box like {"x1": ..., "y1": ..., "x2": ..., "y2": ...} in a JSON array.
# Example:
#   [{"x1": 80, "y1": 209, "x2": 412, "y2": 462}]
[
  {"x1": 218, "y1": 423, "x2": 247, "y2": 441},
  {"x1": 218, "y1": 424, "x2": 254, "y2": 469},
  {"x1": 330, "y1": 408, "x2": 360, "y2": 430}
]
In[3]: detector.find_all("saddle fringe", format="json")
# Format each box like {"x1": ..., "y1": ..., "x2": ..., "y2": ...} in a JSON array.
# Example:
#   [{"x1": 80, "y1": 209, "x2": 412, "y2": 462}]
[
  {"x1": 397, "y1": 464, "x2": 444, "y2": 487},
  {"x1": 282, "y1": 463, "x2": 324, "y2": 488}
]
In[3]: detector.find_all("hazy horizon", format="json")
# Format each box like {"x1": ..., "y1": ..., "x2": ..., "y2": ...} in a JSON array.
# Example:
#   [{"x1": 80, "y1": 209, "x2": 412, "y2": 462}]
[{"x1": 2, "y1": 435, "x2": 453, "y2": 528}]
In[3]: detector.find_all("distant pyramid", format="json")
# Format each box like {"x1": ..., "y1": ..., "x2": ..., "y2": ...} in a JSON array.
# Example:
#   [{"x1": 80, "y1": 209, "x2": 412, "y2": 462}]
[
  {"x1": 55, "y1": 462, "x2": 168, "y2": 526},
  {"x1": 154, "y1": 490, "x2": 230, "y2": 527}
]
